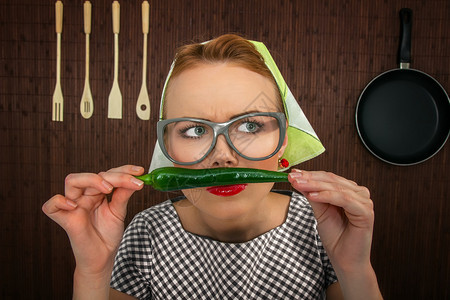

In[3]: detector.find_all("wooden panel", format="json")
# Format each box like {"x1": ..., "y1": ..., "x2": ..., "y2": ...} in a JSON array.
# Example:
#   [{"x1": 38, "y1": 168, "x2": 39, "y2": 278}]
[{"x1": 0, "y1": 0, "x2": 448, "y2": 298}]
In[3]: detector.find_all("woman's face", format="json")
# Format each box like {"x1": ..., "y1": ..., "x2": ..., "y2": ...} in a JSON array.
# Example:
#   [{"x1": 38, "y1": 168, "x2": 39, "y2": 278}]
[{"x1": 164, "y1": 63, "x2": 287, "y2": 220}]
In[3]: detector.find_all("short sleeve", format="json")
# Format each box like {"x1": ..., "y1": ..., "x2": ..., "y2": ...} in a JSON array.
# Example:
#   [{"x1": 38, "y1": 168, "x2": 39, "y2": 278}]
[{"x1": 110, "y1": 214, "x2": 153, "y2": 299}]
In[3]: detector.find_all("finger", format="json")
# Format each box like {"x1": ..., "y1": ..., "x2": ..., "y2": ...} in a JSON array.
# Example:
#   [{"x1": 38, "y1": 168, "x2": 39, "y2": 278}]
[
  {"x1": 292, "y1": 170, "x2": 360, "y2": 190},
  {"x1": 310, "y1": 170, "x2": 357, "y2": 185},
  {"x1": 65, "y1": 173, "x2": 113, "y2": 200},
  {"x1": 289, "y1": 174, "x2": 372, "y2": 211},
  {"x1": 307, "y1": 188, "x2": 370, "y2": 211},
  {"x1": 42, "y1": 194, "x2": 78, "y2": 225},
  {"x1": 289, "y1": 170, "x2": 370, "y2": 197},
  {"x1": 42, "y1": 194, "x2": 78, "y2": 215},
  {"x1": 97, "y1": 171, "x2": 144, "y2": 222},
  {"x1": 97, "y1": 171, "x2": 144, "y2": 191},
  {"x1": 65, "y1": 166, "x2": 144, "y2": 199},
  {"x1": 108, "y1": 187, "x2": 140, "y2": 222},
  {"x1": 308, "y1": 190, "x2": 374, "y2": 227},
  {"x1": 106, "y1": 165, "x2": 145, "y2": 175},
  {"x1": 288, "y1": 171, "x2": 373, "y2": 223},
  {"x1": 289, "y1": 171, "x2": 343, "y2": 198}
]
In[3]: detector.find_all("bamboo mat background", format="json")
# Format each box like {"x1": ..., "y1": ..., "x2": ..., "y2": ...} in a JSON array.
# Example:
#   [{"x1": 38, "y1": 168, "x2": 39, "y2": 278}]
[{"x1": 1, "y1": 0, "x2": 449, "y2": 298}]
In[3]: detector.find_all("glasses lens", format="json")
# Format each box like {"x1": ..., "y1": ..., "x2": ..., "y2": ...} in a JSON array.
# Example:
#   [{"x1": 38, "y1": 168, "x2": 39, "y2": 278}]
[
  {"x1": 163, "y1": 120, "x2": 214, "y2": 164},
  {"x1": 229, "y1": 115, "x2": 281, "y2": 159}
]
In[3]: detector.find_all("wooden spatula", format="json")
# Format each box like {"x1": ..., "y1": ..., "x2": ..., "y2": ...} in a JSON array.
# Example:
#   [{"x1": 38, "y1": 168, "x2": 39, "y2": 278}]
[{"x1": 108, "y1": 1, "x2": 122, "y2": 119}]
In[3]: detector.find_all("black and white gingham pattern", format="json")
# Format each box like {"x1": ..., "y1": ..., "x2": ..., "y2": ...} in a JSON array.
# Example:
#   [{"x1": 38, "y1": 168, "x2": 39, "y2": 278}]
[{"x1": 111, "y1": 192, "x2": 337, "y2": 299}]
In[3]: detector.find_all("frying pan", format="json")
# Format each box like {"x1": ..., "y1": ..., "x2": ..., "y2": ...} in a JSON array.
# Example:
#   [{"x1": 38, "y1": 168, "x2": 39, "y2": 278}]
[{"x1": 356, "y1": 8, "x2": 449, "y2": 165}]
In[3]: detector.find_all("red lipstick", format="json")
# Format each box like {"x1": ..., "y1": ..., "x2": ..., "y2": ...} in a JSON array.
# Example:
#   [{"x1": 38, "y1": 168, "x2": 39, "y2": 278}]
[{"x1": 206, "y1": 184, "x2": 247, "y2": 197}]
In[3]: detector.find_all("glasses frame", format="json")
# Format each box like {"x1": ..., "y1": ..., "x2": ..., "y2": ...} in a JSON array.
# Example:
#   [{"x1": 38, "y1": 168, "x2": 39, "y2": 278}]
[{"x1": 157, "y1": 112, "x2": 287, "y2": 165}]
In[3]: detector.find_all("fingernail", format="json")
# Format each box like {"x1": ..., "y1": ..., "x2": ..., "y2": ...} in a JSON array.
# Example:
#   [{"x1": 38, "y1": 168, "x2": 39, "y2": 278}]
[
  {"x1": 131, "y1": 177, "x2": 144, "y2": 187},
  {"x1": 289, "y1": 171, "x2": 308, "y2": 184},
  {"x1": 102, "y1": 180, "x2": 113, "y2": 191},
  {"x1": 132, "y1": 166, "x2": 143, "y2": 172},
  {"x1": 309, "y1": 192, "x2": 319, "y2": 197},
  {"x1": 66, "y1": 199, "x2": 77, "y2": 208}
]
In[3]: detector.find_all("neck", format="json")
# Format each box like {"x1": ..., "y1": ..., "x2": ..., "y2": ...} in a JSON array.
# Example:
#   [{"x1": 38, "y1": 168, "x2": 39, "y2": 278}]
[
  {"x1": 174, "y1": 192, "x2": 290, "y2": 243},
  {"x1": 196, "y1": 211, "x2": 269, "y2": 243}
]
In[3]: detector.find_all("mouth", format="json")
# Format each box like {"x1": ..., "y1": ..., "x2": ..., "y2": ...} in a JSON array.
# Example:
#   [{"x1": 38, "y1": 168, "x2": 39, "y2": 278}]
[{"x1": 206, "y1": 184, "x2": 247, "y2": 197}]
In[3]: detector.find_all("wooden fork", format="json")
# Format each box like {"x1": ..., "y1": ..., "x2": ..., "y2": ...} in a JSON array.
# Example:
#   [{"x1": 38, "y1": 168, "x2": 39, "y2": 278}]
[{"x1": 52, "y1": 0, "x2": 63, "y2": 122}]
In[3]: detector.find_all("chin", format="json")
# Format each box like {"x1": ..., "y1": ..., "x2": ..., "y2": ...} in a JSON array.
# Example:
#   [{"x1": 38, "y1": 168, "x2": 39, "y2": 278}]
[{"x1": 182, "y1": 183, "x2": 274, "y2": 219}]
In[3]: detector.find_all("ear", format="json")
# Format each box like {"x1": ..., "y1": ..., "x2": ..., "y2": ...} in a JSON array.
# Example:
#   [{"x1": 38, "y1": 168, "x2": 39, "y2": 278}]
[{"x1": 278, "y1": 124, "x2": 289, "y2": 157}]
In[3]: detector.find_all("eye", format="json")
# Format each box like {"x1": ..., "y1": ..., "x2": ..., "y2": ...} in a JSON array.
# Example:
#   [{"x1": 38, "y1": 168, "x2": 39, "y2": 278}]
[
  {"x1": 237, "y1": 121, "x2": 262, "y2": 133},
  {"x1": 183, "y1": 126, "x2": 207, "y2": 138}
]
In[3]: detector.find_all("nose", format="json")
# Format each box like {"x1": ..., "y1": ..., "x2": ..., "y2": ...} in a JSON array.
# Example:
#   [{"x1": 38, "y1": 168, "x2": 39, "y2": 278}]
[{"x1": 204, "y1": 135, "x2": 239, "y2": 168}]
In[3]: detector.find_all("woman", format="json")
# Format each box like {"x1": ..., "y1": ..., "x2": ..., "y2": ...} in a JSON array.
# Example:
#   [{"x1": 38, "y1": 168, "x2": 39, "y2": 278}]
[{"x1": 43, "y1": 34, "x2": 382, "y2": 299}]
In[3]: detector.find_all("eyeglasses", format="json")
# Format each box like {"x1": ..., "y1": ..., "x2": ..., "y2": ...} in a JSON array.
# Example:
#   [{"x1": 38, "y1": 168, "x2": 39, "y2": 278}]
[{"x1": 157, "y1": 112, "x2": 286, "y2": 165}]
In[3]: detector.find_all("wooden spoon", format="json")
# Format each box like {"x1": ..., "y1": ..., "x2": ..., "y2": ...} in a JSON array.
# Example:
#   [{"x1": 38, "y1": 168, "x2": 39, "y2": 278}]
[{"x1": 136, "y1": 0, "x2": 151, "y2": 120}]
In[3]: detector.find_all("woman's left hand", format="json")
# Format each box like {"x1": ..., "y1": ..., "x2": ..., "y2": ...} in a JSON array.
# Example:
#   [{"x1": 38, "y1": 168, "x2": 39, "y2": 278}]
[{"x1": 288, "y1": 169, "x2": 374, "y2": 272}]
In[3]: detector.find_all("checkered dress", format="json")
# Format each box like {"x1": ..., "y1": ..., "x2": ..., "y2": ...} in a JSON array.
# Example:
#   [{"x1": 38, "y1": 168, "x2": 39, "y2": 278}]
[{"x1": 110, "y1": 191, "x2": 337, "y2": 299}]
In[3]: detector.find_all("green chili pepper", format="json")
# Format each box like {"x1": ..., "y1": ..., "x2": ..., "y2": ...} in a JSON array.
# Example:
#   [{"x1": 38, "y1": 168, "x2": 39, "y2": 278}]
[{"x1": 135, "y1": 167, "x2": 289, "y2": 191}]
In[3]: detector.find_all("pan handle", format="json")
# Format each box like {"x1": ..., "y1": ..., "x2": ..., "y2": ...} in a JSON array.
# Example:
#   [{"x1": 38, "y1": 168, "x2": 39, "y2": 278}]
[{"x1": 398, "y1": 8, "x2": 412, "y2": 69}]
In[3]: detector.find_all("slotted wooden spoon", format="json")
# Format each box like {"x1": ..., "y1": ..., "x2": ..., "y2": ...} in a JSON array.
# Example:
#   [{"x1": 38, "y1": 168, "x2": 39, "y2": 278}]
[{"x1": 80, "y1": 0, "x2": 93, "y2": 119}]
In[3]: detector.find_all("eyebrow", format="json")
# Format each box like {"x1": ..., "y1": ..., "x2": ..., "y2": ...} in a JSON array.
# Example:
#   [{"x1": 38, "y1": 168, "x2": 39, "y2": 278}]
[
  {"x1": 229, "y1": 110, "x2": 262, "y2": 120},
  {"x1": 179, "y1": 110, "x2": 263, "y2": 122}
]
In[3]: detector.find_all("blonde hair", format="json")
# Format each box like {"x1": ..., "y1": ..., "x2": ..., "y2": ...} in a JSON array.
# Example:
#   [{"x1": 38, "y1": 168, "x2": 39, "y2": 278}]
[{"x1": 163, "y1": 34, "x2": 283, "y2": 117}]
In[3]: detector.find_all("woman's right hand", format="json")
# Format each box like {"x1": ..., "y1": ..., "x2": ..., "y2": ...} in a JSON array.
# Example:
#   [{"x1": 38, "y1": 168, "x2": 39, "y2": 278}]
[{"x1": 42, "y1": 165, "x2": 145, "y2": 277}]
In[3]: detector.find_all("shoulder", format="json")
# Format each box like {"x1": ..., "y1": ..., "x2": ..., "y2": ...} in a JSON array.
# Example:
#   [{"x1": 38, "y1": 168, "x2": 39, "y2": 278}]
[
  {"x1": 118, "y1": 199, "x2": 180, "y2": 255},
  {"x1": 289, "y1": 191, "x2": 316, "y2": 219},
  {"x1": 290, "y1": 190, "x2": 312, "y2": 207},
  {"x1": 271, "y1": 190, "x2": 315, "y2": 225},
  {"x1": 134, "y1": 199, "x2": 175, "y2": 221},
  {"x1": 283, "y1": 191, "x2": 319, "y2": 239},
  {"x1": 124, "y1": 199, "x2": 177, "y2": 234}
]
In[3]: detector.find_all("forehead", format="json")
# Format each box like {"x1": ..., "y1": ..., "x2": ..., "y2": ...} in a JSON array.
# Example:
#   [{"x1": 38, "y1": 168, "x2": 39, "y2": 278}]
[{"x1": 164, "y1": 63, "x2": 280, "y2": 120}]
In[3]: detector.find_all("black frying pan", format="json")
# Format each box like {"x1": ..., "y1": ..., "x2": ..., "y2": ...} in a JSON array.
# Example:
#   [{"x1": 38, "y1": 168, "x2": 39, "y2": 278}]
[{"x1": 356, "y1": 8, "x2": 450, "y2": 166}]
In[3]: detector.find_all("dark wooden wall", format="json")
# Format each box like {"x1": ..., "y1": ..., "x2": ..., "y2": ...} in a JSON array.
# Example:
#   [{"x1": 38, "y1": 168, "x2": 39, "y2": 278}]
[{"x1": 1, "y1": 0, "x2": 448, "y2": 299}]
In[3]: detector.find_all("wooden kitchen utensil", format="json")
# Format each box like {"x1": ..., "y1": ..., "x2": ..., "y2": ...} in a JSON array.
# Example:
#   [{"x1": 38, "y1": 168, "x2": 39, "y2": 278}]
[
  {"x1": 108, "y1": 0, "x2": 122, "y2": 119},
  {"x1": 136, "y1": 0, "x2": 151, "y2": 120},
  {"x1": 52, "y1": 0, "x2": 64, "y2": 122},
  {"x1": 80, "y1": 0, "x2": 93, "y2": 119}
]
